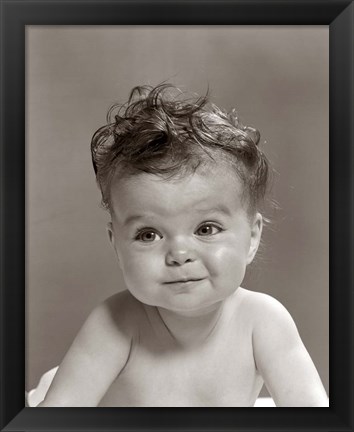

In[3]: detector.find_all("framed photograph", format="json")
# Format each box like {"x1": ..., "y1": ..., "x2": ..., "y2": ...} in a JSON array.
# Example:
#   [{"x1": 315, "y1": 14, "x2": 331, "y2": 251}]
[{"x1": 1, "y1": 1, "x2": 353, "y2": 431}]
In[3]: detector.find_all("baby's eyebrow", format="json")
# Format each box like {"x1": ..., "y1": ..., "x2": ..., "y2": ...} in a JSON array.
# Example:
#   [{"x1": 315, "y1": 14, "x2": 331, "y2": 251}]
[
  {"x1": 122, "y1": 205, "x2": 232, "y2": 226},
  {"x1": 123, "y1": 214, "x2": 145, "y2": 226},
  {"x1": 194, "y1": 205, "x2": 232, "y2": 216}
]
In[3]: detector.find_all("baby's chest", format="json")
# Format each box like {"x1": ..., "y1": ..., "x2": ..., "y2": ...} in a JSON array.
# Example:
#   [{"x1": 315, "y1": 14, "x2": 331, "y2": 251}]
[{"x1": 99, "y1": 333, "x2": 261, "y2": 407}]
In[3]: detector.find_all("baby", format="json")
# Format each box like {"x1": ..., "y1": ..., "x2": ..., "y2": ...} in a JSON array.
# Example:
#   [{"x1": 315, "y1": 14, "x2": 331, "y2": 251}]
[{"x1": 38, "y1": 84, "x2": 328, "y2": 407}]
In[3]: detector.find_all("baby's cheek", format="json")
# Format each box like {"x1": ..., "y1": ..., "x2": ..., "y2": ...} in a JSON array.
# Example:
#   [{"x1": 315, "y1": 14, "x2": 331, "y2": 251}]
[
  {"x1": 123, "y1": 253, "x2": 160, "y2": 287},
  {"x1": 206, "y1": 245, "x2": 246, "y2": 277}
]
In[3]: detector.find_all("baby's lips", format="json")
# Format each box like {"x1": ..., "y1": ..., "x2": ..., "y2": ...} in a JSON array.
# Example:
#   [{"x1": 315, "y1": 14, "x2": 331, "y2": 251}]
[{"x1": 163, "y1": 277, "x2": 205, "y2": 284}]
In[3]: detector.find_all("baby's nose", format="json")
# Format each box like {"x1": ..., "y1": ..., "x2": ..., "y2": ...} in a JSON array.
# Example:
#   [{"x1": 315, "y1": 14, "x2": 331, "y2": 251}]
[{"x1": 165, "y1": 246, "x2": 196, "y2": 266}]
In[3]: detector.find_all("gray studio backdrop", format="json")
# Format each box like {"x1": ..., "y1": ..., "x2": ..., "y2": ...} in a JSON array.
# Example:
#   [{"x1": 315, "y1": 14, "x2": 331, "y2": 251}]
[{"x1": 26, "y1": 26, "x2": 329, "y2": 397}]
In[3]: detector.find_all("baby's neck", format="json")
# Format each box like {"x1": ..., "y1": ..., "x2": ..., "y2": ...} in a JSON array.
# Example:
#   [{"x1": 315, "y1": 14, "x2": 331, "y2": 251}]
[{"x1": 156, "y1": 298, "x2": 231, "y2": 347}]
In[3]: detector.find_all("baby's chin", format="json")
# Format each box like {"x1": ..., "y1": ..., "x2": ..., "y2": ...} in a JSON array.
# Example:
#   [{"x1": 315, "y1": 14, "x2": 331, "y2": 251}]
[
  {"x1": 158, "y1": 301, "x2": 227, "y2": 318},
  {"x1": 128, "y1": 288, "x2": 236, "y2": 316}
]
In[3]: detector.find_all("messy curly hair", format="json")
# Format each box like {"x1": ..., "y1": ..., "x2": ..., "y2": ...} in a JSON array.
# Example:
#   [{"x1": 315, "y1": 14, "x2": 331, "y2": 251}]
[{"x1": 91, "y1": 83, "x2": 270, "y2": 214}]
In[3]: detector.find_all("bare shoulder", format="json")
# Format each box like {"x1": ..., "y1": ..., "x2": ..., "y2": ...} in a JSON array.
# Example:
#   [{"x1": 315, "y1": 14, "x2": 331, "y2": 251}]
[
  {"x1": 237, "y1": 287, "x2": 286, "y2": 309},
  {"x1": 238, "y1": 289, "x2": 329, "y2": 406},
  {"x1": 40, "y1": 290, "x2": 144, "y2": 407},
  {"x1": 237, "y1": 288, "x2": 295, "y2": 331},
  {"x1": 74, "y1": 289, "x2": 148, "y2": 357},
  {"x1": 63, "y1": 289, "x2": 143, "y2": 361},
  {"x1": 95, "y1": 289, "x2": 146, "y2": 338}
]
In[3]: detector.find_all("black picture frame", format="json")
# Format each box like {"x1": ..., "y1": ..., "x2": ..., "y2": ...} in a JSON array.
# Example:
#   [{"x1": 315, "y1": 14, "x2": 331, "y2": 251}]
[{"x1": 0, "y1": 1, "x2": 353, "y2": 431}]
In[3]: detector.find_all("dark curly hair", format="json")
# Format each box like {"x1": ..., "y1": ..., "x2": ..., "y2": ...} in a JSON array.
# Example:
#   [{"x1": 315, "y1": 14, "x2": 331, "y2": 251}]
[{"x1": 91, "y1": 83, "x2": 270, "y2": 214}]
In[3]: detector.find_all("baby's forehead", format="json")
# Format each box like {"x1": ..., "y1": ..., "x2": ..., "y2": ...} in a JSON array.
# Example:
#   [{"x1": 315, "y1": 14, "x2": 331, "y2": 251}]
[
  {"x1": 112, "y1": 159, "x2": 243, "y2": 193},
  {"x1": 109, "y1": 162, "x2": 249, "y2": 220},
  {"x1": 108, "y1": 143, "x2": 253, "y2": 206}
]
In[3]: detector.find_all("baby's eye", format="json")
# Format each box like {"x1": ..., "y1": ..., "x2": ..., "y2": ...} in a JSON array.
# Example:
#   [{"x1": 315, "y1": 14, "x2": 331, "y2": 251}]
[
  {"x1": 195, "y1": 223, "x2": 223, "y2": 237},
  {"x1": 135, "y1": 229, "x2": 162, "y2": 243}
]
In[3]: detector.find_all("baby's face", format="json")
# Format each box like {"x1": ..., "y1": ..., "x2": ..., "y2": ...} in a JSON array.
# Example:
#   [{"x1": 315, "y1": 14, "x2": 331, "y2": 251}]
[{"x1": 108, "y1": 163, "x2": 262, "y2": 315}]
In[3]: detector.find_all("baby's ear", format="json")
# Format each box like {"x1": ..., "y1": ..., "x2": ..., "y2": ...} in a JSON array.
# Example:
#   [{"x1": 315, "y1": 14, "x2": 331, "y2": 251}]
[
  {"x1": 107, "y1": 222, "x2": 121, "y2": 267},
  {"x1": 107, "y1": 222, "x2": 115, "y2": 247},
  {"x1": 247, "y1": 213, "x2": 263, "y2": 265}
]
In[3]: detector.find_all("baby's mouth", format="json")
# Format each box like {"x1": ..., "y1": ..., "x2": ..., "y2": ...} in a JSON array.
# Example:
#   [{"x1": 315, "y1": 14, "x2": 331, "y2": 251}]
[{"x1": 164, "y1": 278, "x2": 205, "y2": 285}]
